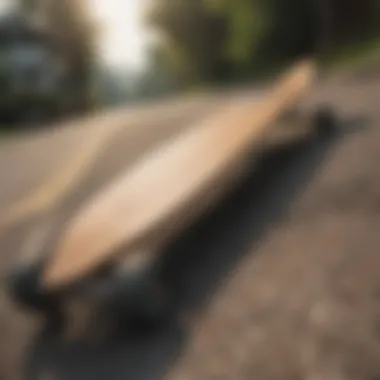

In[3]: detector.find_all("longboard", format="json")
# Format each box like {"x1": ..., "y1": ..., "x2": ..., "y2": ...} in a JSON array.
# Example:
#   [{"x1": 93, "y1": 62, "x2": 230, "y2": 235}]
[{"x1": 42, "y1": 59, "x2": 317, "y2": 291}]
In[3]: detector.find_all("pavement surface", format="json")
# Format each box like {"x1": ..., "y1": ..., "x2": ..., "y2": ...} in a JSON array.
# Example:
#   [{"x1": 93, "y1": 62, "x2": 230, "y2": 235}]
[{"x1": 0, "y1": 67, "x2": 379, "y2": 380}]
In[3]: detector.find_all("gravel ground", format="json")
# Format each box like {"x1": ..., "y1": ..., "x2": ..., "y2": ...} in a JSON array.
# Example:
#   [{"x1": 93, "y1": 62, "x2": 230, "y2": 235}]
[{"x1": 0, "y1": 67, "x2": 379, "y2": 380}]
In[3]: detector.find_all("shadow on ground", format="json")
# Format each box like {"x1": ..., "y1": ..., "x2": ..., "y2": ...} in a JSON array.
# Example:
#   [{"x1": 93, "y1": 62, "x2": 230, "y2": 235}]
[{"x1": 23, "y1": 116, "x2": 370, "y2": 380}]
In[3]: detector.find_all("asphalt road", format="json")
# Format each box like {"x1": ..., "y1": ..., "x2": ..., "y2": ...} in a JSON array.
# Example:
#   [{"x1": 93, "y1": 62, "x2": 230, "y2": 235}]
[
  {"x1": 0, "y1": 67, "x2": 379, "y2": 380},
  {"x1": 0, "y1": 92, "x2": 235, "y2": 229}
]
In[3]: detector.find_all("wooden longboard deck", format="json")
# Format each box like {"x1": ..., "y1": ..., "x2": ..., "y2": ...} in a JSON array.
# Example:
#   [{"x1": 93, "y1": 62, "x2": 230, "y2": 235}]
[{"x1": 42, "y1": 59, "x2": 317, "y2": 290}]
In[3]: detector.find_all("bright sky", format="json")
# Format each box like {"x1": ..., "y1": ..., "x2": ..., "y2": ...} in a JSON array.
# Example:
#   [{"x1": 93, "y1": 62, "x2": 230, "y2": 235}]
[
  {"x1": 0, "y1": 0, "x2": 12, "y2": 13},
  {"x1": 92, "y1": 0, "x2": 152, "y2": 71},
  {"x1": 0, "y1": 0, "x2": 150, "y2": 70}
]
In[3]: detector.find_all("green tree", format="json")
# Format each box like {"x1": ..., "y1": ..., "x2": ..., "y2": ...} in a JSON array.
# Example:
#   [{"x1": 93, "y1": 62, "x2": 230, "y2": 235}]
[
  {"x1": 39, "y1": 0, "x2": 99, "y2": 112},
  {"x1": 147, "y1": 0, "x2": 321, "y2": 86},
  {"x1": 17, "y1": 0, "x2": 99, "y2": 113},
  {"x1": 146, "y1": 0, "x2": 380, "y2": 89},
  {"x1": 147, "y1": 0, "x2": 231, "y2": 86}
]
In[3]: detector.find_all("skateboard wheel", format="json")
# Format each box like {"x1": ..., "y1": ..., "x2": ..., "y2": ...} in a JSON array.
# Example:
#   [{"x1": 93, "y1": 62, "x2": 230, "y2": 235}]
[
  {"x1": 101, "y1": 272, "x2": 174, "y2": 331},
  {"x1": 313, "y1": 105, "x2": 338, "y2": 138},
  {"x1": 128, "y1": 278, "x2": 173, "y2": 328},
  {"x1": 7, "y1": 261, "x2": 64, "y2": 328}
]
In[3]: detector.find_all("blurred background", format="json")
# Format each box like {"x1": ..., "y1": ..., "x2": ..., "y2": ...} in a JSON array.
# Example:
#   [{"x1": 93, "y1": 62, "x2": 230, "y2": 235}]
[
  {"x1": 0, "y1": 0, "x2": 378, "y2": 130},
  {"x1": 1, "y1": 3, "x2": 380, "y2": 380}
]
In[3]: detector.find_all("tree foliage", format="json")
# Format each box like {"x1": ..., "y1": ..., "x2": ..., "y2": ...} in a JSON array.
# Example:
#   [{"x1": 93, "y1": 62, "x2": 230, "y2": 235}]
[
  {"x1": 18, "y1": 0, "x2": 98, "y2": 113},
  {"x1": 147, "y1": 0, "x2": 231, "y2": 86},
  {"x1": 146, "y1": 0, "x2": 379, "y2": 88}
]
